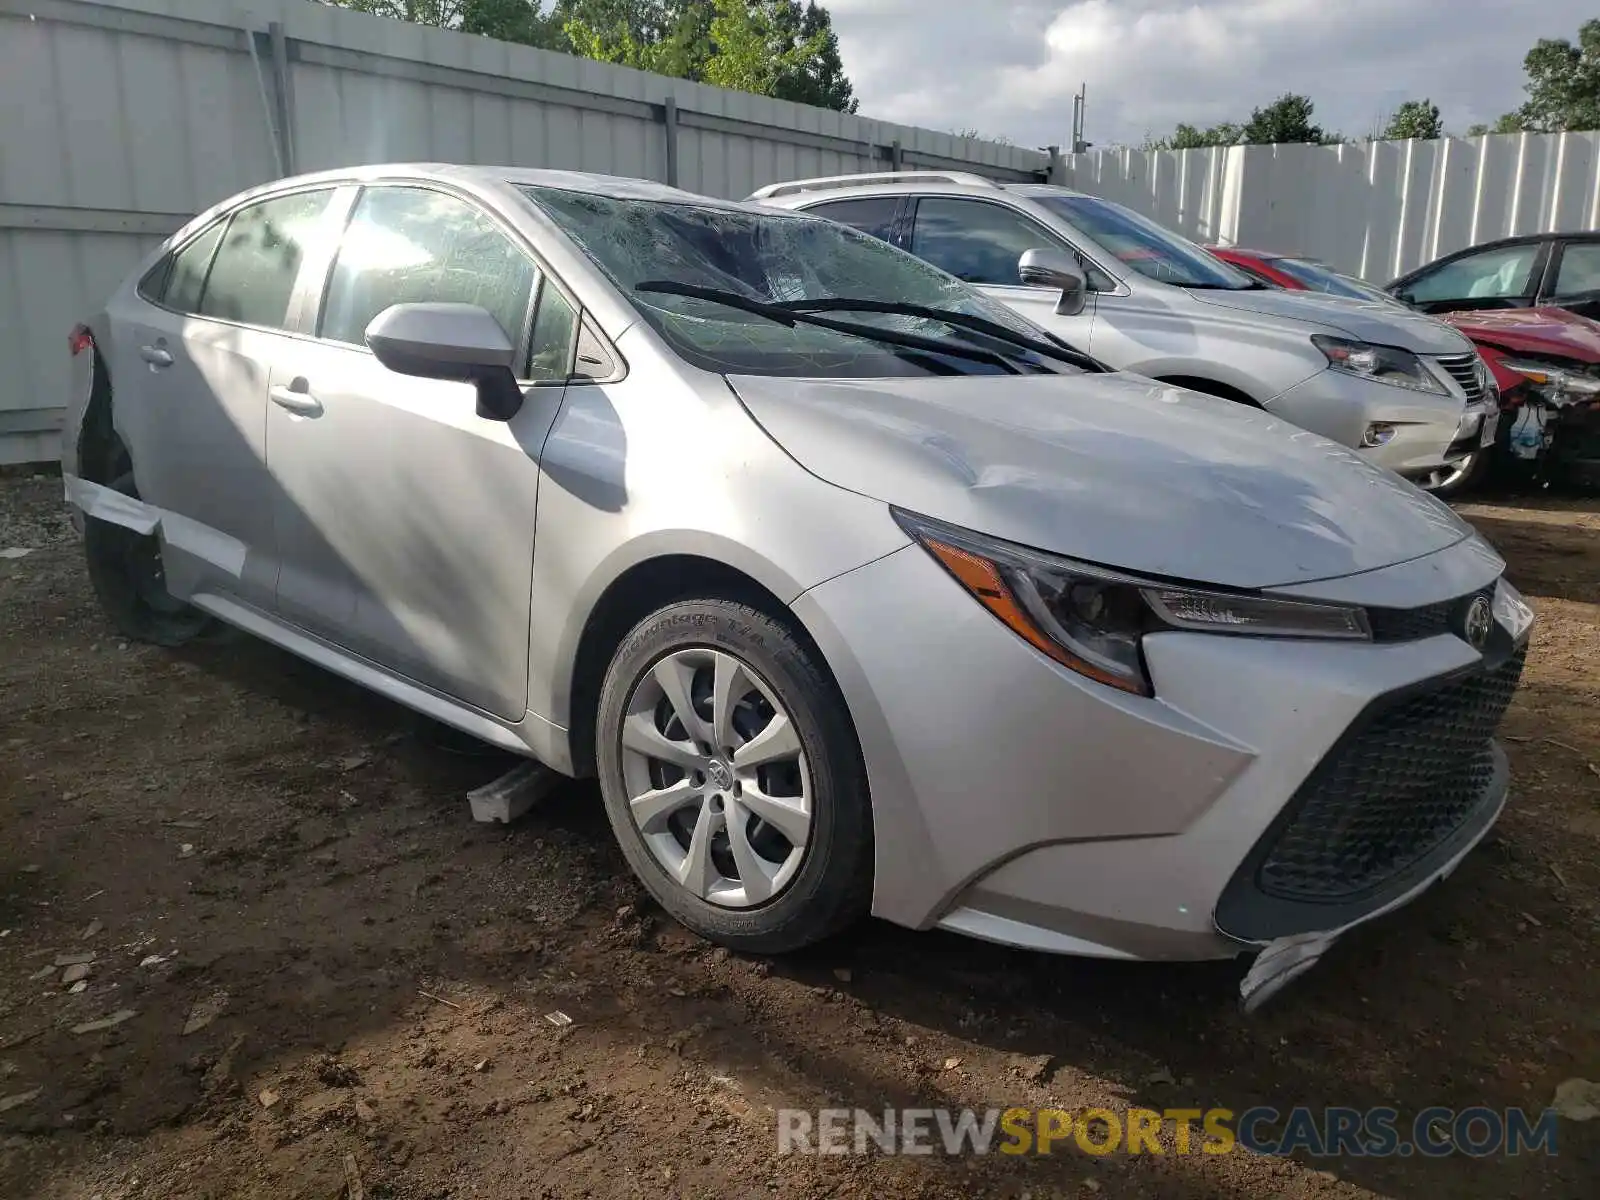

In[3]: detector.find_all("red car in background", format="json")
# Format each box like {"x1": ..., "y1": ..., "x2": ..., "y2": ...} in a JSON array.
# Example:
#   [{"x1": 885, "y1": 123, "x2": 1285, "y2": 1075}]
[{"x1": 1209, "y1": 245, "x2": 1600, "y2": 495}]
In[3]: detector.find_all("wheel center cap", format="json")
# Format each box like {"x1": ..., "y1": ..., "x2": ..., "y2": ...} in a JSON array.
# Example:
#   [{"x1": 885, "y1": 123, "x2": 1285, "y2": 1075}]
[{"x1": 707, "y1": 760, "x2": 734, "y2": 791}]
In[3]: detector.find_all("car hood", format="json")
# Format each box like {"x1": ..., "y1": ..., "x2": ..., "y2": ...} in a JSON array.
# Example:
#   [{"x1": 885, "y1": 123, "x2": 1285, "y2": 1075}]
[
  {"x1": 1441, "y1": 306, "x2": 1600, "y2": 363},
  {"x1": 728, "y1": 371, "x2": 1471, "y2": 590},
  {"x1": 1185, "y1": 286, "x2": 1473, "y2": 354}
]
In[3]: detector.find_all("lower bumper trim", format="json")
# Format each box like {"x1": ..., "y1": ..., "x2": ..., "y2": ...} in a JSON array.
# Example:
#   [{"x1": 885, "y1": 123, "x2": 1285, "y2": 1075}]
[{"x1": 1235, "y1": 760, "x2": 1507, "y2": 1012}]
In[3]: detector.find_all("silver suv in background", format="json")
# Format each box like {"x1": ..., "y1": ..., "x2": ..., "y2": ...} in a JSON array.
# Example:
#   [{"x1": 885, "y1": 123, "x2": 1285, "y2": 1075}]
[{"x1": 753, "y1": 172, "x2": 1495, "y2": 481}]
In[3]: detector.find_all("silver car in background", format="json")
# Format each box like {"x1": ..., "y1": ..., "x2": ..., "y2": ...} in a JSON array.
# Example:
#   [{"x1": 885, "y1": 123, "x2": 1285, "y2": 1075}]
[
  {"x1": 62, "y1": 166, "x2": 1531, "y2": 1009},
  {"x1": 753, "y1": 172, "x2": 1497, "y2": 481}
]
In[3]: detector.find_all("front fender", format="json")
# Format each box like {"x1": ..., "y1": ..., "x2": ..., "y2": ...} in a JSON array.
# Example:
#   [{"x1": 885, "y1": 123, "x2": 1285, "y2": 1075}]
[{"x1": 522, "y1": 369, "x2": 912, "y2": 757}]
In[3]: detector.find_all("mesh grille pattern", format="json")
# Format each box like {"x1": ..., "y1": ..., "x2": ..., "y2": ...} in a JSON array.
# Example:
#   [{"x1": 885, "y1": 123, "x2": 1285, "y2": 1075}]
[{"x1": 1258, "y1": 648, "x2": 1524, "y2": 901}]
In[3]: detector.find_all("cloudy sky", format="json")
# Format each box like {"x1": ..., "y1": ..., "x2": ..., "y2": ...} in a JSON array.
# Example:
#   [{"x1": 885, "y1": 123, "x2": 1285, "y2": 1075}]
[{"x1": 826, "y1": 0, "x2": 1596, "y2": 149}]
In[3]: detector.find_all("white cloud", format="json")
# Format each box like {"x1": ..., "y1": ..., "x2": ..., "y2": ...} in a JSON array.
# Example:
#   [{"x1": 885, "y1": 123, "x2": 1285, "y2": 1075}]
[{"x1": 826, "y1": 0, "x2": 1597, "y2": 148}]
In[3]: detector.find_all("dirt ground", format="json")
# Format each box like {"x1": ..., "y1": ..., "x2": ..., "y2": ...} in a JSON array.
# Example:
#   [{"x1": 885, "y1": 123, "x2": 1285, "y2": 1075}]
[{"x1": 1, "y1": 473, "x2": 1597, "y2": 1200}]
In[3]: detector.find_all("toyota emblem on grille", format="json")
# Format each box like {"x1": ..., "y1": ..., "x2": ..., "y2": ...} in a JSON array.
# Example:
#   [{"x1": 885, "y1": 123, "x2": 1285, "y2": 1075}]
[{"x1": 1462, "y1": 595, "x2": 1494, "y2": 649}]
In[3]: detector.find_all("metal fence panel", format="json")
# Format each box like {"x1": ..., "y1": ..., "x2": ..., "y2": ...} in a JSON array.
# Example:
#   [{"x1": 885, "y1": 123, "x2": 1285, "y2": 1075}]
[
  {"x1": 0, "y1": 0, "x2": 1052, "y2": 463},
  {"x1": 1064, "y1": 132, "x2": 1600, "y2": 284}
]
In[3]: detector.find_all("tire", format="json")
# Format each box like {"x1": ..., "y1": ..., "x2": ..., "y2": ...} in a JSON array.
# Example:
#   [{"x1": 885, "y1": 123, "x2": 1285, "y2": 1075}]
[
  {"x1": 595, "y1": 598, "x2": 872, "y2": 954},
  {"x1": 83, "y1": 465, "x2": 211, "y2": 647},
  {"x1": 1418, "y1": 448, "x2": 1492, "y2": 499}
]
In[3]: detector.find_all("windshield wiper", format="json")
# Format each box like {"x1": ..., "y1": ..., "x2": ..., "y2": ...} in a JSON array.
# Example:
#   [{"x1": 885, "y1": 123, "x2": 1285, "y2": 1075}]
[
  {"x1": 634, "y1": 281, "x2": 1023, "y2": 374},
  {"x1": 771, "y1": 298, "x2": 1105, "y2": 372}
]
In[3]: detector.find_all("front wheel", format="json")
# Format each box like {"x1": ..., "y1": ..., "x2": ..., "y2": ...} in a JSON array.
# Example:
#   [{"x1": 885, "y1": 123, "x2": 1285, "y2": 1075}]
[
  {"x1": 1417, "y1": 449, "x2": 1491, "y2": 498},
  {"x1": 595, "y1": 599, "x2": 872, "y2": 954}
]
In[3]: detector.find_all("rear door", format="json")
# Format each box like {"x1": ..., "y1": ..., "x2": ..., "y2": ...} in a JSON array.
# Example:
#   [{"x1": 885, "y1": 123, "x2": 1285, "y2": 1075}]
[
  {"x1": 903, "y1": 195, "x2": 1100, "y2": 353},
  {"x1": 1540, "y1": 238, "x2": 1600, "y2": 320},
  {"x1": 103, "y1": 186, "x2": 339, "y2": 609},
  {"x1": 802, "y1": 195, "x2": 904, "y2": 245},
  {"x1": 266, "y1": 183, "x2": 578, "y2": 720}
]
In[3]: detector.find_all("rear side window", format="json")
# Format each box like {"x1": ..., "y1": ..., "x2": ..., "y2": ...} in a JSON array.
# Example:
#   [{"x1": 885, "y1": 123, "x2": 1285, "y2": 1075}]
[
  {"x1": 319, "y1": 186, "x2": 536, "y2": 350},
  {"x1": 197, "y1": 190, "x2": 334, "y2": 329},
  {"x1": 1553, "y1": 242, "x2": 1600, "y2": 298},
  {"x1": 165, "y1": 222, "x2": 226, "y2": 312},
  {"x1": 140, "y1": 220, "x2": 225, "y2": 310},
  {"x1": 806, "y1": 197, "x2": 900, "y2": 242}
]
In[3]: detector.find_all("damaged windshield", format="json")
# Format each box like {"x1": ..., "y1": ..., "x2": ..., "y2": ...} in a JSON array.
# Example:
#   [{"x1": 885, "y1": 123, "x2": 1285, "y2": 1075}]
[{"x1": 521, "y1": 186, "x2": 1075, "y2": 377}]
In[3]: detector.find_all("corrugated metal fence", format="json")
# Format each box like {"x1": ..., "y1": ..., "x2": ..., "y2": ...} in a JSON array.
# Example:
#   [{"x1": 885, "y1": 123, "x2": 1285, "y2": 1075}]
[
  {"x1": 0, "y1": 0, "x2": 1054, "y2": 464},
  {"x1": 1064, "y1": 135, "x2": 1600, "y2": 285}
]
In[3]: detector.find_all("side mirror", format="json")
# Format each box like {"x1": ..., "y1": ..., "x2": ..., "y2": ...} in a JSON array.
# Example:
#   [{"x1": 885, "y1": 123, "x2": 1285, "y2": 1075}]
[
  {"x1": 1018, "y1": 248, "x2": 1088, "y2": 316},
  {"x1": 366, "y1": 303, "x2": 524, "y2": 422}
]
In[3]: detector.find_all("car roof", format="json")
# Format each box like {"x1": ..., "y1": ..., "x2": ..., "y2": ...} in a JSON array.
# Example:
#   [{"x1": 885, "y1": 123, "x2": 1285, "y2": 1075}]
[
  {"x1": 749, "y1": 171, "x2": 1090, "y2": 204},
  {"x1": 241, "y1": 163, "x2": 759, "y2": 211}
]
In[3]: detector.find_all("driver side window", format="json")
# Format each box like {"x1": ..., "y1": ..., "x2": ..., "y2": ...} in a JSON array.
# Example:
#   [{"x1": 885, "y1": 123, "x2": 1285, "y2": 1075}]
[
  {"x1": 1406, "y1": 244, "x2": 1538, "y2": 304},
  {"x1": 319, "y1": 185, "x2": 536, "y2": 351},
  {"x1": 909, "y1": 197, "x2": 1114, "y2": 291},
  {"x1": 910, "y1": 198, "x2": 1054, "y2": 286}
]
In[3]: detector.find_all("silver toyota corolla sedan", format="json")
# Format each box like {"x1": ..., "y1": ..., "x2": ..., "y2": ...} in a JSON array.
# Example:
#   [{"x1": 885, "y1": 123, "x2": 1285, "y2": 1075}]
[{"x1": 61, "y1": 166, "x2": 1533, "y2": 1009}]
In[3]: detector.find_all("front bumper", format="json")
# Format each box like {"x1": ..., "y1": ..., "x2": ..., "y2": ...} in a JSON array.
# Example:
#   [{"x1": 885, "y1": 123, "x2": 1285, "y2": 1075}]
[
  {"x1": 1266, "y1": 367, "x2": 1475, "y2": 477},
  {"x1": 793, "y1": 533, "x2": 1524, "y2": 970},
  {"x1": 1236, "y1": 745, "x2": 1507, "y2": 1011}
]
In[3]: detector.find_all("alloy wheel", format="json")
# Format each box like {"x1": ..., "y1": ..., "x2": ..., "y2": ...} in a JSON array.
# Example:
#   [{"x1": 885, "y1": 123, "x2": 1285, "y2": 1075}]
[
  {"x1": 619, "y1": 647, "x2": 811, "y2": 908},
  {"x1": 1419, "y1": 452, "x2": 1476, "y2": 494}
]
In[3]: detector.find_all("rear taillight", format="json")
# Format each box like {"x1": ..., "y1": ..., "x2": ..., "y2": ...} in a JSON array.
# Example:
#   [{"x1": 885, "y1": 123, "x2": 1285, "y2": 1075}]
[{"x1": 69, "y1": 325, "x2": 94, "y2": 356}]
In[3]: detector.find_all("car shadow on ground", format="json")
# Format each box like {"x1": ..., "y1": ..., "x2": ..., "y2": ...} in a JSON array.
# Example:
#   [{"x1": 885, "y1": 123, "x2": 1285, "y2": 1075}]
[
  {"x1": 145, "y1": 624, "x2": 1600, "y2": 1198},
  {"x1": 3, "y1": 472, "x2": 1596, "y2": 1197}
]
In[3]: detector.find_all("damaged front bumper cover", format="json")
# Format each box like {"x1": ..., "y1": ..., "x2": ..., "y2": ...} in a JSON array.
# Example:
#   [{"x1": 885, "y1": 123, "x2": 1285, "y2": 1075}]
[{"x1": 1233, "y1": 750, "x2": 1510, "y2": 1013}]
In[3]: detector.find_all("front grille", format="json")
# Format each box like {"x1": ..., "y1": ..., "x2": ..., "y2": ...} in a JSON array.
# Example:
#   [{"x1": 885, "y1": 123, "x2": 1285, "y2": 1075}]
[
  {"x1": 1368, "y1": 586, "x2": 1495, "y2": 643},
  {"x1": 1256, "y1": 647, "x2": 1525, "y2": 902},
  {"x1": 1435, "y1": 352, "x2": 1487, "y2": 404}
]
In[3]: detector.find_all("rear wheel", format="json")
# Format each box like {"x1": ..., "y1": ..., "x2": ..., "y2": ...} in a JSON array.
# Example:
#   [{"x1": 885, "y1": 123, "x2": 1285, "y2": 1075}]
[
  {"x1": 83, "y1": 458, "x2": 211, "y2": 647},
  {"x1": 595, "y1": 599, "x2": 872, "y2": 953}
]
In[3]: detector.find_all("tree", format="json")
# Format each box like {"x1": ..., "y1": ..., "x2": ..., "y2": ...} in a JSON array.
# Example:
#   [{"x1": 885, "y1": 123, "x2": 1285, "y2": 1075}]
[
  {"x1": 703, "y1": 0, "x2": 857, "y2": 112},
  {"x1": 1148, "y1": 94, "x2": 1342, "y2": 149},
  {"x1": 557, "y1": 0, "x2": 707, "y2": 76},
  {"x1": 316, "y1": 1, "x2": 566, "y2": 48},
  {"x1": 953, "y1": 128, "x2": 1015, "y2": 146},
  {"x1": 319, "y1": 0, "x2": 859, "y2": 113},
  {"x1": 1511, "y1": 18, "x2": 1600, "y2": 131},
  {"x1": 1240, "y1": 93, "x2": 1323, "y2": 144},
  {"x1": 1382, "y1": 99, "x2": 1442, "y2": 141},
  {"x1": 1480, "y1": 19, "x2": 1600, "y2": 134},
  {"x1": 1144, "y1": 122, "x2": 1238, "y2": 150},
  {"x1": 1467, "y1": 113, "x2": 1528, "y2": 137}
]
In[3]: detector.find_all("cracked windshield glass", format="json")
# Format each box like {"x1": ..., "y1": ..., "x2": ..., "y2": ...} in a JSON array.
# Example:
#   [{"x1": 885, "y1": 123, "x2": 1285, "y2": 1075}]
[{"x1": 523, "y1": 186, "x2": 1071, "y2": 377}]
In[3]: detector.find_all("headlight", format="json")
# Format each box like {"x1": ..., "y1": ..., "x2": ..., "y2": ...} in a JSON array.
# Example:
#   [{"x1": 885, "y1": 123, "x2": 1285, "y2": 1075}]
[
  {"x1": 1500, "y1": 358, "x2": 1600, "y2": 401},
  {"x1": 895, "y1": 511, "x2": 1372, "y2": 697},
  {"x1": 1312, "y1": 335, "x2": 1448, "y2": 395}
]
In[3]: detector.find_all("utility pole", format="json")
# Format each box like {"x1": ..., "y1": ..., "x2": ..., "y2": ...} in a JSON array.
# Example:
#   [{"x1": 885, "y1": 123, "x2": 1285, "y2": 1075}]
[{"x1": 1070, "y1": 84, "x2": 1092, "y2": 154}]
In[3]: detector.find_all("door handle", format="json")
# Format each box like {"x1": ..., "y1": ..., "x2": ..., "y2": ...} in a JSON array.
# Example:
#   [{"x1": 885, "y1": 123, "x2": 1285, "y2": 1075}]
[
  {"x1": 139, "y1": 344, "x2": 173, "y2": 369},
  {"x1": 270, "y1": 382, "x2": 324, "y2": 418}
]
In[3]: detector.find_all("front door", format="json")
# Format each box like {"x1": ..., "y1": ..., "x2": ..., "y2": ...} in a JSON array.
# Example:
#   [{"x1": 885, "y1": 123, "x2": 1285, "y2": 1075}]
[
  {"x1": 104, "y1": 187, "x2": 338, "y2": 609},
  {"x1": 1398, "y1": 241, "x2": 1545, "y2": 315},
  {"x1": 905, "y1": 195, "x2": 1100, "y2": 354},
  {"x1": 266, "y1": 184, "x2": 581, "y2": 720}
]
